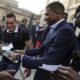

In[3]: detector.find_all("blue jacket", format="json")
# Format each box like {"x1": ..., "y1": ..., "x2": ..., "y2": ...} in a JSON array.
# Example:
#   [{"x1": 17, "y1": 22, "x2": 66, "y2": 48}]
[{"x1": 22, "y1": 20, "x2": 76, "y2": 80}]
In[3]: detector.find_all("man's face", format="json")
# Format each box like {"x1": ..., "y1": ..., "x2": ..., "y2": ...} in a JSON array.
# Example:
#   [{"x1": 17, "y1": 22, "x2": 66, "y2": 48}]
[
  {"x1": 23, "y1": 20, "x2": 28, "y2": 26},
  {"x1": 6, "y1": 17, "x2": 16, "y2": 32},
  {"x1": 45, "y1": 8, "x2": 58, "y2": 25},
  {"x1": 35, "y1": 20, "x2": 40, "y2": 25}
]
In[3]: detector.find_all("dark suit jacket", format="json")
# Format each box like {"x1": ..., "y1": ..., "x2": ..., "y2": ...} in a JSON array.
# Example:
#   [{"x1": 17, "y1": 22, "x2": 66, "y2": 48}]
[
  {"x1": 22, "y1": 20, "x2": 76, "y2": 80},
  {"x1": 30, "y1": 25, "x2": 38, "y2": 47}
]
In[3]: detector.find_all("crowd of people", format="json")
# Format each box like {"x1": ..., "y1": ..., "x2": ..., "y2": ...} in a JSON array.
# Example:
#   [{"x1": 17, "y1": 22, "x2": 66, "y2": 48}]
[{"x1": 0, "y1": 1, "x2": 80, "y2": 80}]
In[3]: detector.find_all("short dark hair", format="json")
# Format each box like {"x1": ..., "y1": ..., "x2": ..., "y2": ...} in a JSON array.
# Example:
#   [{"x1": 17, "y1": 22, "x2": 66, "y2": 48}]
[
  {"x1": 21, "y1": 18, "x2": 28, "y2": 23},
  {"x1": 46, "y1": 2, "x2": 65, "y2": 14},
  {"x1": 6, "y1": 13, "x2": 16, "y2": 20}
]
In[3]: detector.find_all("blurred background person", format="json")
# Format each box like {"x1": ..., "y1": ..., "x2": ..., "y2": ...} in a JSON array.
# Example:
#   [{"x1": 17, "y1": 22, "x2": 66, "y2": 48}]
[
  {"x1": 71, "y1": 5, "x2": 80, "y2": 72},
  {"x1": 20, "y1": 18, "x2": 29, "y2": 30},
  {"x1": 64, "y1": 12, "x2": 68, "y2": 21},
  {"x1": 0, "y1": 13, "x2": 33, "y2": 76},
  {"x1": 30, "y1": 19, "x2": 40, "y2": 47}
]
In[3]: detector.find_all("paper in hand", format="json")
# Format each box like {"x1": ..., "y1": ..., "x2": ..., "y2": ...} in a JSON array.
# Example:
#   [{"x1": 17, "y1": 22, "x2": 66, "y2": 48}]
[
  {"x1": 39, "y1": 64, "x2": 60, "y2": 72},
  {"x1": 1, "y1": 43, "x2": 13, "y2": 50}
]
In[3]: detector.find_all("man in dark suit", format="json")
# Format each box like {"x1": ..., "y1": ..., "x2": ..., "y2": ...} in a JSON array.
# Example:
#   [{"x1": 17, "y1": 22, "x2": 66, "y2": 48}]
[
  {"x1": 11, "y1": 2, "x2": 76, "y2": 80},
  {"x1": 30, "y1": 19, "x2": 40, "y2": 47}
]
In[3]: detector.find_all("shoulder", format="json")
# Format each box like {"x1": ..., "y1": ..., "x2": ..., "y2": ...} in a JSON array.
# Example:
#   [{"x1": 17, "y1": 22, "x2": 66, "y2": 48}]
[
  {"x1": 61, "y1": 21, "x2": 73, "y2": 31},
  {"x1": 56, "y1": 22, "x2": 75, "y2": 37},
  {"x1": 18, "y1": 25, "x2": 29, "y2": 32}
]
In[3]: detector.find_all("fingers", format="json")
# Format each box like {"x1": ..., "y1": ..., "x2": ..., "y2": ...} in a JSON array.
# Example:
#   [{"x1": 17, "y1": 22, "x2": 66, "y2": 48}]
[
  {"x1": 0, "y1": 44, "x2": 4, "y2": 47},
  {"x1": 10, "y1": 53, "x2": 20, "y2": 60},
  {"x1": 6, "y1": 69, "x2": 16, "y2": 76},
  {"x1": 5, "y1": 72, "x2": 19, "y2": 80},
  {"x1": 57, "y1": 66, "x2": 75, "y2": 78},
  {"x1": 59, "y1": 66, "x2": 71, "y2": 70},
  {"x1": 12, "y1": 78, "x2": 20, "y2": 80},
  {"x1": 57, "y1": 66, "x2": 72, "y2": 76},
  {"x1": 13, "y1": 50, "x2": 24, "y2": 54},
  {"x1": 24, "y1": 68, "x2": 31, "y2": 77},
  {"x1": 6, "y1": 69, "x2": 16, "y2": 73},
  {"x1": 58, "y1": 68, "x2": 69, "y2": 74}
]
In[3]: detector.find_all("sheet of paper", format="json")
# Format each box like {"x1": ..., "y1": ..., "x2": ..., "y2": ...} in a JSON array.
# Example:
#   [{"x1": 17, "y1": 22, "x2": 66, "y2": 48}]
[
  {"x1": 39, "y1": 64, "x2": 60, "y2": 72},
  {"x1": 1, "y1": 43, "x2": 13, "y2": 50}
]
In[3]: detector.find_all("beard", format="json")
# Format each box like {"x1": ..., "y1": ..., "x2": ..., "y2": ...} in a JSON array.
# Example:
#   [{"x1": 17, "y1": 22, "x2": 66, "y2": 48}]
[{"x1": 46, "y1": 19, "x2": 57, "y2": 25}]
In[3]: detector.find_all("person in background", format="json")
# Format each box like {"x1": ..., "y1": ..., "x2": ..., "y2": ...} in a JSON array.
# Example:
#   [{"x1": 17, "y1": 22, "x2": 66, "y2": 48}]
[
  {"x1": 71, "y1": 5, "x2": 80, "y2": 72},
  {"x1": 0, "y1": 20, "x2": 6, "y2": 32},
  {"x1": 21, "y1": 18, "x2": 28, "y2": 26},
  {"x1": 64, "y1": 12, "x2": 73, "y2": 28},
  {"x1": 30, "y1": 19, "x2": 40, "y2": 47},
  {"x1": 64, "y1": 12, "x2": 68, "y2": 21},
  {"x1": 20, "y1": 18, "x2": 29, "y2": 30},
  {"x1": 35, "y1": 22, "x2": 45, "y2": 48}
]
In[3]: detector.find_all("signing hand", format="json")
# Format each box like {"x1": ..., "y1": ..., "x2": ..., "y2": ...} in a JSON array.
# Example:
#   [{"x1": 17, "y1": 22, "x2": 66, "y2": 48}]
[
  {"x1": 0, "y1": 44, "x2": 4, "y2": 50},
  {"x1": 24, "y1": 68, "x2": 31, "y2": 77},
  {"x1": 10, "y1": 52, "x2": 21, "y2": 61},
  {"x1": 13, "y1": 50, "x2": 25, "y2": 54}
]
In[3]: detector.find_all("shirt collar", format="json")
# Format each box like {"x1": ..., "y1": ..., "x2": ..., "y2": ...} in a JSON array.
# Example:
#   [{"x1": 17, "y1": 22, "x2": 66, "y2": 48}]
[
  {"x1": 7, "y1": 25, "x2": 19, "y2": 33},
  {"x1": 50, "y1": 18, "x2": 65, "y2": 29}
]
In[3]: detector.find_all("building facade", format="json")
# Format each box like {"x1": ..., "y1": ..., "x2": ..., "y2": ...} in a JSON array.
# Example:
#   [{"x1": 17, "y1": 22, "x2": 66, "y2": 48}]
[
  {"x1": 0, "y1": 0, "x2": 37, "y2": 21},
  {"x1": 63, "y1": 0, "x2": 80, "y2": 22}
]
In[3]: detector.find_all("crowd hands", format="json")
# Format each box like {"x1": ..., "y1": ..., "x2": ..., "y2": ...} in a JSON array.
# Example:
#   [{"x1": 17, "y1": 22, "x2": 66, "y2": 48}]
[
  {"x1": 0, "y1": 29, "x2": 79, "y2": 79},
  {"x1": 7, "y1": 51, "x2": 79, "y2": 80},
  {"x1": 0, "y1": 43, "x2": 79, "y2": 80},
  {"x1": 0, "y1": 44, "x2": 31, "y2": 80},
  {"x1": 0, "y1": 40, "x2": 79, "y2": 79},
  {"x1": 0, "y1": 69, "x2": 19, "y2": 80},
  {"x1": 57, "y1": 66, "x2": 80, "y2": 80}
]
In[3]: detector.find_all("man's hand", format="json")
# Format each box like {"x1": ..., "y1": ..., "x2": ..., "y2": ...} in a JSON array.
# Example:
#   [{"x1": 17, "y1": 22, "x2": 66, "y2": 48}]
[
  {"x1": 13, "y1": 50, "x2": 25, "y2": 54},
  {"x1": 24, "y1": 68, "x2": 31, "y2": 77},
  {"x1": 58, "y1": 66, "x2": 80, "y2": 80},
  {"x1": 0, "y1": 44, "x2": 4, "y2": 48},
  {"x1": 10, "y1": 52, "x2": 21, "y2": 61},
  {"x1": 0, "y1": 70, "x2": 19, "y2": 80}
]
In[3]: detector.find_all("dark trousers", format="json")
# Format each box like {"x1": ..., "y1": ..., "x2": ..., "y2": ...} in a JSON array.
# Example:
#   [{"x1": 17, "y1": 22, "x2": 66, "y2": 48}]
[
  {"x1": 0, "y1": 56, "x2": 20, "y2": 76},
  {"x1": 34, "y1": 69, "x2": 52, "y2": 80}
]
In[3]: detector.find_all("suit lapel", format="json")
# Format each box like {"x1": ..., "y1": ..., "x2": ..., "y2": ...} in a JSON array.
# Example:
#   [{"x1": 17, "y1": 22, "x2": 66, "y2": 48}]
[{"x1": 43, "y1": 20, "x2": 66, "y2": 46}]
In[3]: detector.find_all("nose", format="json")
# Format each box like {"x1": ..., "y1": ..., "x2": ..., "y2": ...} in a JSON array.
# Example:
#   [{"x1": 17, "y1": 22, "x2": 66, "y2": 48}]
[{"x1": 7, "y1": 23, "x2": 12, "y2": 28}]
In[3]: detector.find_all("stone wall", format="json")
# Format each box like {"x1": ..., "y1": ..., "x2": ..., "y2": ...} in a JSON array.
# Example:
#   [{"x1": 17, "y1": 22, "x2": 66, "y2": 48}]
[{"x1": 0, "y1": 0, "x2": 37, "y2": 21}]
